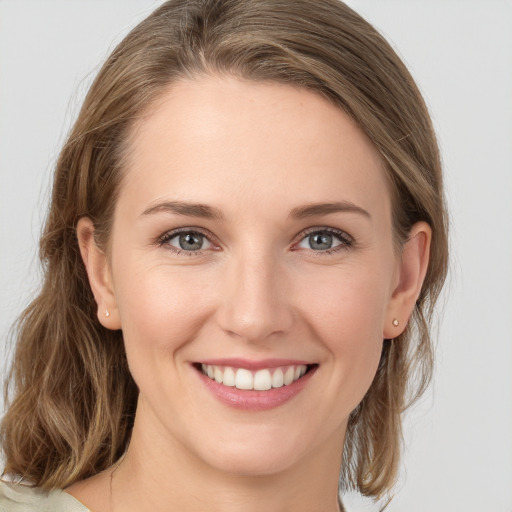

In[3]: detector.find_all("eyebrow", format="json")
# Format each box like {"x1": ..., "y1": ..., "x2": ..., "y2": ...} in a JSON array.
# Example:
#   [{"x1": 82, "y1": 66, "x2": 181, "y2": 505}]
[
  {"x1": 141, "y1": 200, "x2": 370, "y2": 221},
  {"x1": 288, "y1": 201, "x2": 371, "y2": 220},
  {"x1": 142, "y1": 201, "x2": 225, "y2": 219}
]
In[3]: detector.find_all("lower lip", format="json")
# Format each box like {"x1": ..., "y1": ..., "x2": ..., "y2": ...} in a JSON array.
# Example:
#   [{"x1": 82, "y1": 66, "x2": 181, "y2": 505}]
[{"x1": 194, "y1": 365, "x2": 317, "y2": 411}]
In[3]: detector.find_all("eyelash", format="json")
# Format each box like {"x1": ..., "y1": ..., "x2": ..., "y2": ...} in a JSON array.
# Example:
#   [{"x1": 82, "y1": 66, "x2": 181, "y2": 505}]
[
  {"x1": 156, "y1": 227, "x2": 216, "y2": 256},
  {"x1": 296, "y1": 227, "x2": 354, "y2": 256},
  {"x1": 156, "y1": 226, "x2": 354, "y2": 257}
]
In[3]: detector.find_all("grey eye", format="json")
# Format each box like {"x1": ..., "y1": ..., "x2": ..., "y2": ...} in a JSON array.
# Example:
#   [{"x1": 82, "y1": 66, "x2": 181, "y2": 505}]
[
  {"x1": 297, "y1": 230, "x2": 347, "y2": 251},
  {"x1": 308, "y1": 232, "x2": 334, "y2": 250},
  {"x1": 169, "y1": 232, "x2": 212, "y2": 251}
]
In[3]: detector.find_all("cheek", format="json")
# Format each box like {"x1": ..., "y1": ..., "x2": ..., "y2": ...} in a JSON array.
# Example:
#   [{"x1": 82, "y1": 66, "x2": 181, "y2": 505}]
[
  {"x1": 299, "y1": 260, "x2": 390, "y2": 337},
  {"x1": 295, "y1": 262, "x2": 390, "y2": 397},
  {"x1": 113, "y1": 263, "x2": 216, "y2": 360}
]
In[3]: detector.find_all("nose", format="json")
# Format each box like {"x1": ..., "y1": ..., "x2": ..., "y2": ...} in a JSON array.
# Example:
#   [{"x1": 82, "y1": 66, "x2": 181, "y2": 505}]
[{"x1": 216, "y1": 248, "x2": 294, "y2": 343}]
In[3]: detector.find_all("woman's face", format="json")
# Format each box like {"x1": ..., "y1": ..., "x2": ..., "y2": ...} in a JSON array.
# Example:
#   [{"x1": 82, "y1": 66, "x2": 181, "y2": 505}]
[{"x1": 95, "y1": 75, "x2": 407, "y2": 475}]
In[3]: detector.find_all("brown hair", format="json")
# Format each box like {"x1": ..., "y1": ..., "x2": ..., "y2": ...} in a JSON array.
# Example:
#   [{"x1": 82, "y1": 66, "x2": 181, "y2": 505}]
[{"x1": 1, "y1": 0, "x2": 448, "y2": 501}]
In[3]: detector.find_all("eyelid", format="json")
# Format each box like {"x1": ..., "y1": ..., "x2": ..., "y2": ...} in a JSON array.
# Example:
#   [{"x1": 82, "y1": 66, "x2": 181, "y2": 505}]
[
  {"x1": 299, "y1": 226, "x2": 353, "y2": 242},
  {"x1": 155, "y1": 225, "x2": 354, "y2": 256},
  {"x1": 156, "y1": 227, "x2": 220, "y2": 253},
  {"x1": 292, "y1": 226, "x2": 354, "y2": 252}
]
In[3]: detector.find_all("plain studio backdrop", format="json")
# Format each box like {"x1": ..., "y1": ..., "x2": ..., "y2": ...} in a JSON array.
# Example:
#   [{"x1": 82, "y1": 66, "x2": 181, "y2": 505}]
[{"x1": 1, "y1": 1, "x2": 511, "y2": 511}]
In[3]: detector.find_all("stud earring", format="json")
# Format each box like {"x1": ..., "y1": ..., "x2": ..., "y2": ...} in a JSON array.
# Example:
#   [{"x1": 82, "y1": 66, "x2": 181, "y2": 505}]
[
  {"x1": 392, "y1": 318, "x2": 399, "y2": 326},
  {"x1": 105, "y1": 309, "x2": 110, "y2": 318}
]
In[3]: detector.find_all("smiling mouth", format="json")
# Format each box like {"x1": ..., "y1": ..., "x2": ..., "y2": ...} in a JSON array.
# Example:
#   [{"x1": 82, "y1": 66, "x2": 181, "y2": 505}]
[{"x1": 193, "y1": 363, "x2": 317, "y2": 391}]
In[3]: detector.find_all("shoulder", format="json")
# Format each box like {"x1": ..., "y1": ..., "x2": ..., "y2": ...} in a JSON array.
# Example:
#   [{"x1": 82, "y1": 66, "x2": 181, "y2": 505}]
[{"x1": 0, "y1": 478, "x2": 90, "y2": 512}]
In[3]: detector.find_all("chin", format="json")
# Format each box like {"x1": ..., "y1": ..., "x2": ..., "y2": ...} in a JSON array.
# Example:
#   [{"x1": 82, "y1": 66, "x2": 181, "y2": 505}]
[
  {"x1": 206, "y1": 450, "x2": 298, "y2": 477},
  {"x1": 192, "y1": 429, "x2": 307, "y2": 477}
]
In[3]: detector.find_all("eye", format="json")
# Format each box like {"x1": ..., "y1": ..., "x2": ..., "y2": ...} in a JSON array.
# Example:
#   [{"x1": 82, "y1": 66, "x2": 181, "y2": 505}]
[
  {"x1": 160, "y1": 230, "x2": 214, "y2": 253},
  {"x1": 296, "y1": 228, "x2": 353, "y2": 253}
]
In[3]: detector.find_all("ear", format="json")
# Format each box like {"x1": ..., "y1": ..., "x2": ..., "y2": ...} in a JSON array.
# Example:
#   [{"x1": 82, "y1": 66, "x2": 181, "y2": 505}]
[
  {"x1": 76, "y1": 217, "x2": 121, "y2": 330},
  {"x1": 383, "y1": 221, "x2": 432, "y2": 339}
]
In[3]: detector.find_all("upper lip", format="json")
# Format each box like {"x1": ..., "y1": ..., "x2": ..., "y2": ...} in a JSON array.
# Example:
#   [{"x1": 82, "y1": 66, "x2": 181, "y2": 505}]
[{"x1": 195, "y1": 358, "x2": 314, "y2": 371}]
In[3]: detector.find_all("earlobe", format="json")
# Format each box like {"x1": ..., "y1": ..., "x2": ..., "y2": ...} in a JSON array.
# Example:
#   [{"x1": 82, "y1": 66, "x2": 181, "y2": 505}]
[
  {"x1": 76, "y1": 218, "x2": 121, "y2": 330},
  {"x1": 383, "y1": 221, "x2": 431, "y2": 339}
]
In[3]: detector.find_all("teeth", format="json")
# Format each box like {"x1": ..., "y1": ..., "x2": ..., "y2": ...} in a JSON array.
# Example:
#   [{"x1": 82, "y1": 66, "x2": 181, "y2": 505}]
[
  {"x1": 199, "y1": 364, "x2": 309, "y2": 390},
  {"x1": 271, "y1": 368, "x2": 284, "y2": 388},
  {"x1": 223, "y1": 367, "x2": 236, "y2": 386},
  {"x1": 253, "y1": 369, "x2": 272, "y2": 391},
  {"x1": 284, "y1": 366, "x2": 295, "y2": 385},
  {"x1": 235, "y1": 368, "x2": 253, "y2": 390}
]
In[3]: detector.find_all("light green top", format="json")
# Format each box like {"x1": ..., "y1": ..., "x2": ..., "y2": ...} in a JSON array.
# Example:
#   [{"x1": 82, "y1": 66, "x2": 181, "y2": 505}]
[
  {"x1": 1, "y1": 478, "x2": 351, "y2": 511},
  {"x1": 0, "y1": 479, "x2": 89, "y2": 512}
]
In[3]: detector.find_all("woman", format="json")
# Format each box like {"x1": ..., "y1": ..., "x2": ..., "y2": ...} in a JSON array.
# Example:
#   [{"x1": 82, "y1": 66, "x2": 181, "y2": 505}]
[{"x1": 0, "y1": 0, "x2": 448, "y2": 510}]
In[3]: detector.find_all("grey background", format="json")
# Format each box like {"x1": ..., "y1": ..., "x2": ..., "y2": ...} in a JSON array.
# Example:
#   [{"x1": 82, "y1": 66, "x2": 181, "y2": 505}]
[{"x1": 1, "y1": 1, "x2": 511, "y2": 510}]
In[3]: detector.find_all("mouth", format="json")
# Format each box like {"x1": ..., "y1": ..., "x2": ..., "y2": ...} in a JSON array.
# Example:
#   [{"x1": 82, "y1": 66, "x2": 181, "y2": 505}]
[{"x1": 192, "y1": 362, "x2": 318, "y2": 391}]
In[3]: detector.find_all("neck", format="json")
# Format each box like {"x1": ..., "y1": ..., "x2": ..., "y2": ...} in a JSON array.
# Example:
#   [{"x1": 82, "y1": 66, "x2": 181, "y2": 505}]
[{"x1": 110, "y1": 404, "x2": 345, "y2": 512}]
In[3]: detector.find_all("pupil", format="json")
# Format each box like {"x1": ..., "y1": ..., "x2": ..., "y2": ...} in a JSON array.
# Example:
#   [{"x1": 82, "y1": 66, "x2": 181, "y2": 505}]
[
  {"x1": 179, "y1": 233, "x2": 203, "y2": 250},
  {"x1": 310, "y1": 232, "x2": 332, "y2": 250}
]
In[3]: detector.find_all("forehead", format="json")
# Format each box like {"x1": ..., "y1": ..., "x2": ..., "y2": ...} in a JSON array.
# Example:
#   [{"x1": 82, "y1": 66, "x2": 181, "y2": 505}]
[{"x1": 120, "y1": 75, "x2": 390, "y2": 220}]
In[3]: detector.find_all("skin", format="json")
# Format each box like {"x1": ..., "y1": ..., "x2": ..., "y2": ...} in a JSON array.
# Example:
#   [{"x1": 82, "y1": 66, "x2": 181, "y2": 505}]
[{"x1": 71, "y1": 75, "x2": 431, "y2": 512}]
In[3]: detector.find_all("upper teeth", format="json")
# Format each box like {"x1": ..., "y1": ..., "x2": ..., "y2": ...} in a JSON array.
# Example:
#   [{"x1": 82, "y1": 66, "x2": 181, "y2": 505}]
[{"x1": 201, "y1": 364, "x2": 308, "y2": 390}]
